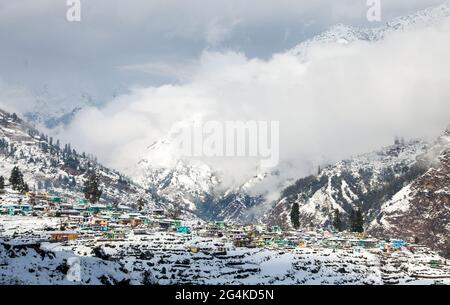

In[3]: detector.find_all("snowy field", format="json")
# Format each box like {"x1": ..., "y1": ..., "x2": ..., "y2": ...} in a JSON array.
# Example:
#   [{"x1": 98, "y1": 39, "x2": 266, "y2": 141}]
[{"x1": 1, "y1": 215, "x2": 449, "y2": 285}]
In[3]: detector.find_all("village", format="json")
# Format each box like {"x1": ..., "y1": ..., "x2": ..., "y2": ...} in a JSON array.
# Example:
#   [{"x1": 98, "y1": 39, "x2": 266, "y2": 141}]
[{"x1": 1, "y1": 190, "x2": 450, "y2": 285}]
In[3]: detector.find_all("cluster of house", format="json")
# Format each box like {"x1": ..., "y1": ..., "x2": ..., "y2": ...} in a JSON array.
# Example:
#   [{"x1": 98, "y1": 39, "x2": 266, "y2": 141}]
[
  {"x1": 192, "y1": 222, "x2": 419, "y2": 254},
  {"x1": 0, "y1": 192, "x2": 191, "y2": 241},
  {"x1": 1, "y1": 191, "x2": 447, "y2": 272}
]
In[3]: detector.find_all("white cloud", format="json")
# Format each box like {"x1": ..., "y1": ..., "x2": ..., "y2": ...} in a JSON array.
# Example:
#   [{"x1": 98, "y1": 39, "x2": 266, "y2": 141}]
[{"x1": 58, "y1": 14, "x2": 450, "y2": 191}]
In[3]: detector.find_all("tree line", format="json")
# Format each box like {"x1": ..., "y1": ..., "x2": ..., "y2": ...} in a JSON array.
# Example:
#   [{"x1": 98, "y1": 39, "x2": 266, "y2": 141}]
[
  {"x1": 290, "y1": 202, "x2": 364, "y2": 233},
  {"x1": 0, "y1": 166, "x2": 29, "y2": 193}
]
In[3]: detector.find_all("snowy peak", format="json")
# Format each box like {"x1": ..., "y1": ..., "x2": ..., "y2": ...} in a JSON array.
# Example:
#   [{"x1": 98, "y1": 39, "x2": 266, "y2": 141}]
[
  {"x1": 386, "y1": 1, "x2": 450, "y2": 30},
  {"x1": 289, "y1": 1, "x2": 450, "y2": 58}
]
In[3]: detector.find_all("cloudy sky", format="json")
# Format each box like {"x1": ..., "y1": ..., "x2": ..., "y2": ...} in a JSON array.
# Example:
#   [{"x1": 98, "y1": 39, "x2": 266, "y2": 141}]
[
  {"x1": 0, "y1": 0, "x2": 445, "y2": 105},
  {"x1": 1, "y1": 0, "x2": 450, "y2": 187}
]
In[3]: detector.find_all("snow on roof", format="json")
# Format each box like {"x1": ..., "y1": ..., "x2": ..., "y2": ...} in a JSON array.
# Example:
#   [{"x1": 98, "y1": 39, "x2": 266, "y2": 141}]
[
  {"x1": 118, "y1": 205, "x2": 132, "y2": 209},
  {"x1": 89, "y1": 204, "x2": 108, "y2": 208},
  {"x1": 48, "y1": 231, "x2": 79, "y2": 235}
]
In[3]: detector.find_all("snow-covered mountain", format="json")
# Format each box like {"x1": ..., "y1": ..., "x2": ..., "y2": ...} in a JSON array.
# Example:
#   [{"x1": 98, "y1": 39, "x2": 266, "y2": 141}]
[
  {"x1": 263, "y1": 126, "x2": 450, "y2": 258},
  {"x1": 264, "y1": 139, "x2": 429, "y2": 229},
  {"x1": 368, "y1": 127, "x2": 450, "y2": 258},
  {"x1": 20, "y1": 86, "x2": 101, "y2": 129},
  {"x1": 138, "y1": 158, "x2": 221, "y2": 214},
  {"x1": 289, "y1": 1, "x2": 450, "y2": 59},
  {"x1": 135, "y1": 134, "x2": 292, "y2": 223},
  {"x1": 0, "y1": 108, "x2": 155, "y2": 210}
]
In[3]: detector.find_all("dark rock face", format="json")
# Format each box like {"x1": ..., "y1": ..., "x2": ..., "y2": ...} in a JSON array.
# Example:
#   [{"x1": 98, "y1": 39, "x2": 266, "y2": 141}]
[{"x1": 370, "y1": 149, "x2": 450, "y2": 258}]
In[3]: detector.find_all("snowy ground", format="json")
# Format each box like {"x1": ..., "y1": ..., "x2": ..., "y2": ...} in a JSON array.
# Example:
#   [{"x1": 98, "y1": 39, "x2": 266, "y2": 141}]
[{"x1": 1, "y1": 215, "x2": 449, "y2": 285}]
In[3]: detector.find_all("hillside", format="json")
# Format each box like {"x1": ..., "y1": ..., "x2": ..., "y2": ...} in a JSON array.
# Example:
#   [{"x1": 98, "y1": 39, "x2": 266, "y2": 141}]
[
  {"x1": 0, "y1": 108, "x2": 154, "y2": 210},
  {"x1": 369, "y1": 128, "x2": 450, "y2": 257},
  {"x1": 264, "y1": 139, "x2": 430, "y2": 230}
]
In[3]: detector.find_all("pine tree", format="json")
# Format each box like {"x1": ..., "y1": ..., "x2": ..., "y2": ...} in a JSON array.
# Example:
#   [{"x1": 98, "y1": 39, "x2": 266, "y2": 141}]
[
  {"x1": 356, "y1": 209, "x2": 364, "y2": 232},
  {"x1": 8, "y1": 167, "x2": 29, "y2": 193},
  {"x1": 20, "y1": 182, "x2": 29, "y2": 193},
  {"x1": 350, "y1": 208, "x2": 364, "y2": 233},
  {"x1": 83, "y1": 172, "x2": 103, "y2": 204},
  {"x1": 350, "y1": 209, "x2": 355, "y2": 231},
  {"x1": 332, "y1": 209, "x2": 342, "y2": 232},
  {"x1": 9, "y1": 166, "x2": 24, "y2": 191},
  {"x1": 290, "y1": 201, "x2": 300, "y2": 229}
]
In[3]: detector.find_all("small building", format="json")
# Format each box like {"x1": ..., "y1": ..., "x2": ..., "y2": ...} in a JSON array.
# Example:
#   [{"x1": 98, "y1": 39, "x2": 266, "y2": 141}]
[
  {"x1": 189, "y1": 246, "x2": 200, "y2": 253},
  {"x1": 214, "y1": 221, "x2": 226, "y2": 229},
  {"x1": 19, "y1": 204, "x2": 32, "y2": 213},
  {"x1": 140, "y1": 216, "x2": 150, "y2": 225},
  {"x1": 357, "y1": 239, "x2": 378, "y2": 249},
  {"x1": 130, "y1": 218, "x2": 143, "y2": 227},
  {"x1": 58, "y1": 203, "x2": 73, "y2": 209},
  {"x1": 151, "y1": 209, "x2": 165, "y2": 216},
  {"x1": 117, "y1": 205, "x2": 132, "y2": 212},
  {"x1": 7, "y1": 207, "x2": 15, "y2": 215},
  {"x1": 154, "y1": 219, "x2": 170, "y2": 230},
  {"x1": 117, "y1": 215, "x2": 142, "y2": 227},
  {"x1": 26, "y1": 192, "x2": 49, "y2": 200},
  {"x1": 172, "y1": 219, "x2": 182, "y2": 228},
  {"x1": 93, "y1": 219, "x2": 108, "y2": 227},
  {"x1": 58, "y1": 209, "x2": 81, "y2": 217},
  {"x1": 249, "y1": 238, "x2": 265, "y2": 248},
  {"x1": 49, "y1": 231, "x2": 79, "y2": 242},
  {"x1": 213, "y1": 246, "x2": 227, "y2": 256},
  {"x1": 176, "y1": 226, "x2": 191, "y2": 234},
  {"x1": 73, "y1": 204, "x2": 87, "y2": 212},
  {"x1": 88, "y1": 204, "x2": 110, "y2": 214},
  {"x1": 271, "y1": 226, "x2": 282, "y2": 234},
  {"x1": 49, "y1": 196, "x2": 63, "y2": 203},
  {"x1": 1, "y1": 204, "x2": 32, "y2": 215},
  {"x1": 88, "y1": 218, "x2": 109, "y2": 231},
  {"x1": 233, "y1": 235, "x2": 253, "y2": 248},
  {"x1": 391, "y1": 239, "x2": 407, "y2": 248}
]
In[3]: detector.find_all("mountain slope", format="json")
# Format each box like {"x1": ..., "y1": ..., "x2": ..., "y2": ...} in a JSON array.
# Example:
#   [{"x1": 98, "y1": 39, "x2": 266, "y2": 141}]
[
  {"x1": 368, "y1": 128, "x2": 450, "y2": 257},
  {"x1": 264, "y1": 139, "x2": 429, "y2": 230},
  {"x1": 0, "y1": 108, "x2": 154, "y2": 210},
  {"x1": 130, "y1": 1, "x2": 450, "y2": 224},
  {"x1": 289, "y1": 1, "x2": 450, "y2": 59},
  {"x1": 137, "y1": 154, "x2": 284, "y2": 223}
]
